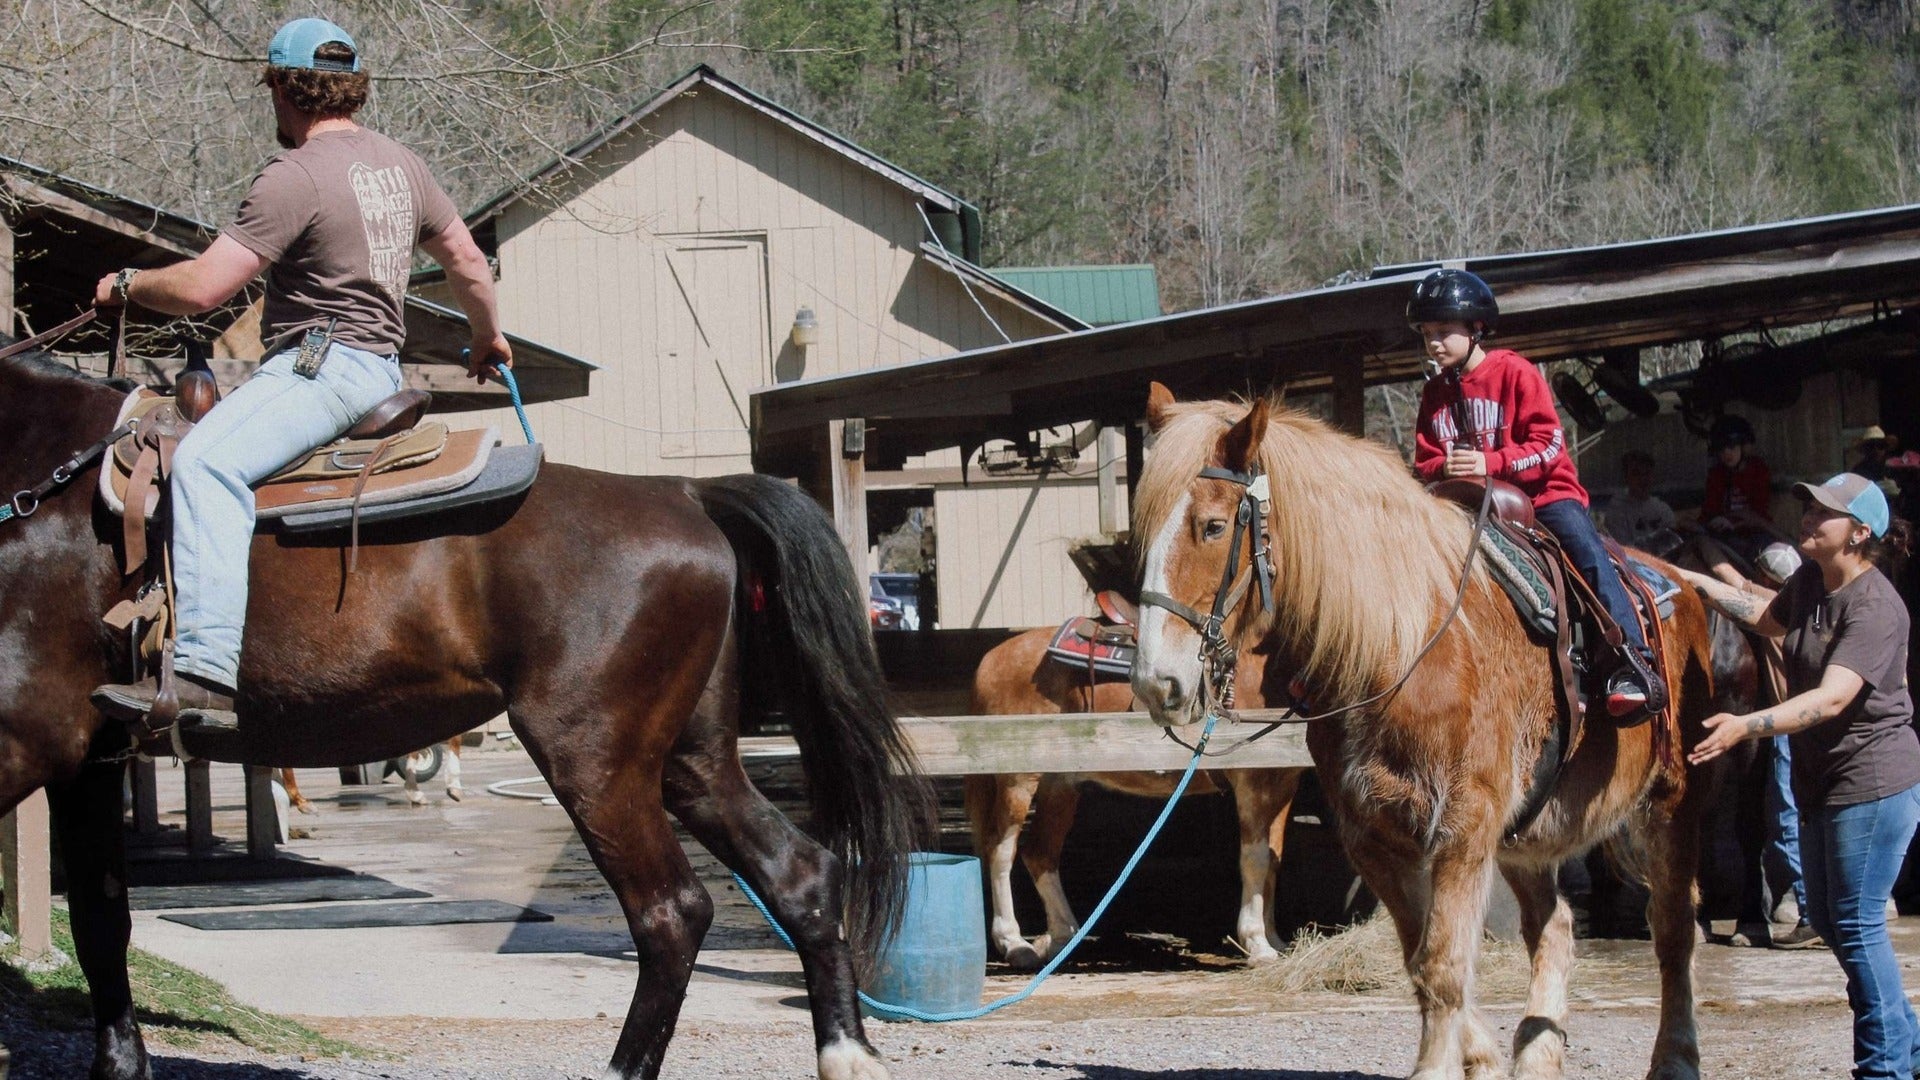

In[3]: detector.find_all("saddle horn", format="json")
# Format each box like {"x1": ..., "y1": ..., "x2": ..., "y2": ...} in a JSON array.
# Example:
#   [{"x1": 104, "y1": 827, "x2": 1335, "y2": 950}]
[{"x1": 175, "y1": 336, "x2": 221, "y2": 423}]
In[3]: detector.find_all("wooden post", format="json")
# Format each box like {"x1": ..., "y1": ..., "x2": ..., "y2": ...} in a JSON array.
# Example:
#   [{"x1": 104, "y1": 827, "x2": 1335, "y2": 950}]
[
  {"x1": 0, "y1": 209, "x2": 15, "y2": 336},
  {"x1": 128, "y1": 759, "x2": 160, "y2": 836},
  {"x1": 1, "y1": 791, "x2": 52, "y2": 957},
  {"x1": 185, "y1": 760, "x2": 213, "y2": 853},
  {"x1": 803, "y1": 421, "x2": 870, "y2": 587},
  {"x1": 244, "y1": 767, "x2": 278, "y2": 858},
  {"x1": 1096, "y1": 425, "x2": 1123, "y2": 535},
  {"x1": 1332, "y1": 355, "x2": 1367, "y2": 437},
  {"x1": 1124, "y1": 421, "x2": 1145, "y2": 524}
]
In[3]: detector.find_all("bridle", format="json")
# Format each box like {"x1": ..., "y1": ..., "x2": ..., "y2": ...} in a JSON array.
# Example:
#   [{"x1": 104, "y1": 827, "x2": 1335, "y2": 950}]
[
  {"x1": 1139, "y1": 464, "x2": 1275, "y2": 718},
  {"x1": 1139, "y1": 444, "x2": 1495, "y2": 755}
]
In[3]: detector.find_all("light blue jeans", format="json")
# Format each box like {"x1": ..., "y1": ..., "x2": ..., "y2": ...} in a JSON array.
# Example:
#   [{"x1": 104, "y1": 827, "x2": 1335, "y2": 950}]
[
  {"x1": 1802, "y1": 781, "x2": 1920, "y2": 1080},
  {"x1": 1767, "y1": 735, "x2": 1807, "y2": 914},
  {"x1": 171, "y1": 344, "x2": 401, "y2": 688}
]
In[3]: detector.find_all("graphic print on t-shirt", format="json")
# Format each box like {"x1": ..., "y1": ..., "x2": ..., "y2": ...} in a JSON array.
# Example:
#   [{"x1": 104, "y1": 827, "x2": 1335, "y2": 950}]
[
  {"x1": 1427, "y1": 396, "x2": 1507, "y2": 452},
  {"x1": 348, "y1": 162, "x2": 416, "y2": 302}
]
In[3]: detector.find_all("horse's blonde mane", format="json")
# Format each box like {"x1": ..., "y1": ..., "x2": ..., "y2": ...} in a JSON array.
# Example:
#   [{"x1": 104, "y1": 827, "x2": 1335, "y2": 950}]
[{"x1": 1135, "y1": 396, "x2": 1484, "y2": 704}]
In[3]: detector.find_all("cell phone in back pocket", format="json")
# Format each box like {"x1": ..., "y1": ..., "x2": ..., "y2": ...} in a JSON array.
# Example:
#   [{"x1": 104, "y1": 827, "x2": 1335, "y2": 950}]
[{"x1": 293, "y1": 318, "x2": 336, "y2": 378}]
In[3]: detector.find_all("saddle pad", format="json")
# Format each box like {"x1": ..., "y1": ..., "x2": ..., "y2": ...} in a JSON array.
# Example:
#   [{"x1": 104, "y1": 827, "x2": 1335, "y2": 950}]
[
  {"x1": 1625, "y1": 557, "x2": 1679, "y2": 621},
  {"x1": 253, "y1": 426, "x2": 497, "y2": 520},
  {"x1": 278, "y1": 442, "x2": 542, "y2": 533},
  {"x1": 1043, "y1": 616, "x2": 1136, "y2": 680},
  {"x1": 1478, "y1": 526, "x2": 1557, "y2": 641}
]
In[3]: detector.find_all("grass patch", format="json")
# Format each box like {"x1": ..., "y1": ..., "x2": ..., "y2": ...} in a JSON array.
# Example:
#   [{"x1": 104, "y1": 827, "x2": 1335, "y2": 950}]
[{"x1": 0, "y1": 908, "x2": 362, "y2": 1059}]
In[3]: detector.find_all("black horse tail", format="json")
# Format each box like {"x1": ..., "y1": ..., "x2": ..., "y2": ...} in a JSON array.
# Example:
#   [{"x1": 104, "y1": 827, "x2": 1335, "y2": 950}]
[{"x1": 694, "y1": 474, "x2": 934, "y2": 968}]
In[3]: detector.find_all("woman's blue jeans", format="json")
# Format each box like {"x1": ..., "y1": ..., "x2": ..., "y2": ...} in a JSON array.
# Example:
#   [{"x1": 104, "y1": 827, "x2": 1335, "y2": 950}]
[
  {"x1": 171, "y1": 344, "x2": 402, "y2": 688},
  {"x1": 1803, "y1": 781, "x2": 1920, "y2": 1080}
]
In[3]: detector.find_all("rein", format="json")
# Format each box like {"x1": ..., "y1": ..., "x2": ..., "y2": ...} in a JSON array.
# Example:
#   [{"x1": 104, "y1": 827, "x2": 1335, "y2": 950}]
[
  {"x1": 1146, "y1": 454, "x2": 1495, "y2": 758},
  {"x1": 0, "y1": 307, "x2": 140, "y2": 526}
]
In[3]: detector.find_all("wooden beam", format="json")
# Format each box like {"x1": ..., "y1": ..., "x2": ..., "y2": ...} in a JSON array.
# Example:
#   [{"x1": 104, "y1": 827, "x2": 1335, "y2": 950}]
[
  {"x1": 185, "y1": 761, "x2": 213, "y2": 853},
  {"x1": 1096, "y1": 425, "x2": 1123, "y2": 535},
  {"x1": 2, "y1": 176, "x2": 201, "y2": 258},
  {"x1": 129, "y1": 759, "x2": 160, "y2": 835},
  {"x1": 0, "y1": 791, "x2": 52, "y2": 958},
  {"x1": 831, "y1": 420, "x2": 870, "y2": 586},
  {"x1": 1331, "y1": 354, "x2": 1367, "y2": 436},
  {"x1": 245, "y1": 767, "x2": 278, "y2": 858},
  {"x1": 900, "y1": 712, "x2": 1306, "y2": 774}
]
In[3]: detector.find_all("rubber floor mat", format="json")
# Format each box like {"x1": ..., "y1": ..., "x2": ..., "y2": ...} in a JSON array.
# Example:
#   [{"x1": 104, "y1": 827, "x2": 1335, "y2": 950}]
[
  {"x1": 130, "y1": 874, "x2": 429, "y2": 910},
  {"x1": 160, "y1": 899, "x2": 552, "y2": 931}
]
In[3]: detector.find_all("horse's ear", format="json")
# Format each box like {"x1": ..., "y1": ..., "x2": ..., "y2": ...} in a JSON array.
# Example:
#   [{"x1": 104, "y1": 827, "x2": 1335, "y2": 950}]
[
  {"x1": 1221, "y1": 399, "x2": 1268, "y2": 473},
  {"x1": 1146, "y1": 382, "x2": 1176, "y2": 433}
]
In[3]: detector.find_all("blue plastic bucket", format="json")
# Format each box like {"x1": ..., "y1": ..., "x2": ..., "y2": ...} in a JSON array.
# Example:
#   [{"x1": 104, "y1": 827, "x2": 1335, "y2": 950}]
[{"x1": 862, "y1": 852, "x2": 986, "y2": 1021}]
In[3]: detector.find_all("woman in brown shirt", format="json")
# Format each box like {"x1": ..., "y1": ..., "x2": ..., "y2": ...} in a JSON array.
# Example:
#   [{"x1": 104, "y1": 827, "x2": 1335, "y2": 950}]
[{"x1": 1683, "y1": 472, "x2": 1916, "y2": 1080}]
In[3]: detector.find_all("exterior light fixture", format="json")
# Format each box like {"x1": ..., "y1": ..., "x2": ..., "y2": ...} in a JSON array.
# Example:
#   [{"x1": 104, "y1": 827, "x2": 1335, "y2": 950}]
[{"x1": 790, "y1": 307, "x2": 820, "y2": 348}]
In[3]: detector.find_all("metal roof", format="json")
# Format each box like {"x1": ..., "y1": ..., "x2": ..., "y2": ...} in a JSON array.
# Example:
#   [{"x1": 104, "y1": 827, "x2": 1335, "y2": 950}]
[
  {"x1": 989, "y1": 265, "x2": 1161, "y2": 326},
  {"x1": 0, "y1": 157, "x2": 597, "y2": 411},
  {"x1": 751, "y1": 202, "x2": 1920, "y2": 472}
]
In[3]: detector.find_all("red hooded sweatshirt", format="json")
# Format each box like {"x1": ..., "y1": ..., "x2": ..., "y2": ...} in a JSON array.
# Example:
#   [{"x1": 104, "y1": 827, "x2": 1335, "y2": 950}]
[{"x1": 1413, "y1": 348, "x2": 1589, "y2": 508}]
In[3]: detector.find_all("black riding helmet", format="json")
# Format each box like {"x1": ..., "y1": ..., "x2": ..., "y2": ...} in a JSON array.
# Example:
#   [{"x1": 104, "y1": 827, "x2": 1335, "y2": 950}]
[
  {"x1": 1708, "y1": 413, "x2": 1756, "y2": 452},
  {"x1": 1407, "y1": 268, "x2": 1499, "y2": 338}
]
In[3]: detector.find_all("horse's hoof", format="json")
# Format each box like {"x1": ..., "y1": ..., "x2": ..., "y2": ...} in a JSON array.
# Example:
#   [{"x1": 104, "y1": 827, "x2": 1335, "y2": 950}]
[
  {"x1": 818, "y1": 1036, "x2": 889, "y2": 1080},
  {"x1": 447, "y1": 786, "x2": 463, "y2": 802},
  {"x1": 1002, "y1": 943, "x2": 1044, "y2": 972},
  {"x1": 1241, "y1": 939, "x2": 1281, "y2": 966},
  {"x1": 407, "y1": 793, "x2": 427, "y2": 807},
  {"x1": 293, "y1": 800, "x2": 316, "y2": 815}
]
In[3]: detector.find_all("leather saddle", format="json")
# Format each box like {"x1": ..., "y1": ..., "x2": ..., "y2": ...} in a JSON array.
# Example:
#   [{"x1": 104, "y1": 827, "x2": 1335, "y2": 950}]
[
  {"x1": 99, "y1": 385, "x2": 525, "y2": 572},
  {"x1": 1044, "y1": 590, "x2": 1139, "y2": 681},
  {"x1": 1430, "y1": 476, "x2": 1675, "y2": 724}
]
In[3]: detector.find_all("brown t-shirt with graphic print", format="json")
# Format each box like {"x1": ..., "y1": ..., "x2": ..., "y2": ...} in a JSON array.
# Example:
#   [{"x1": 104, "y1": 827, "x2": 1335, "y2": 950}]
[
  {"x1": 221, "y1": 127, "x2": 458, "y2": 356},
  {"x1": 1765, "y1": 563, "x2": 1919, "y2": 807}
]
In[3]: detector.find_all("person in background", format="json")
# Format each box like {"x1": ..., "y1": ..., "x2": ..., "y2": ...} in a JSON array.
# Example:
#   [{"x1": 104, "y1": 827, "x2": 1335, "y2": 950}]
[
  {"x1": 1702, "y1": 413, "x2": 1777, "y2": 563},
  {"x1": 1685, "y1": 474, "x2": 1917, "y2": 1078},
  {"x1": 1601, "y1": 449, "x2": 1676, "y2": 549},
  {"x1": 1852, "y1": 426, "x2": 1898, "y2": 483},
  {"x1": 1692, "y1": 535, "x2": 1821, "y2": 948}
]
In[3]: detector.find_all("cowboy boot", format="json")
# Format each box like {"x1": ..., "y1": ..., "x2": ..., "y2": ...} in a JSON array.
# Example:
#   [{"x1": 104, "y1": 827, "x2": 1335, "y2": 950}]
[{"x1": 92, "y1": 671, "x2": 235, "y2": 726}]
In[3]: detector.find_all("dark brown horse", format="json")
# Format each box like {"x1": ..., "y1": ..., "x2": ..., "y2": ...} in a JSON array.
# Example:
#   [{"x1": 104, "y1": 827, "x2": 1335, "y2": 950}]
[
  {"x1": 1130, "y1": 386, "x2": 1721, "y2": 1080},
  {"x1": 0, "y1": 342, "x2": 927, "y2": 1080}
]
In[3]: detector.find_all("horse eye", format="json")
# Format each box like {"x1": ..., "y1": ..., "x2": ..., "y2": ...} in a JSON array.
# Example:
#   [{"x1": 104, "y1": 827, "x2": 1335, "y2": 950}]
[{"x1": 1203, "y1": 519, "x2": 1228, "y2": 541}]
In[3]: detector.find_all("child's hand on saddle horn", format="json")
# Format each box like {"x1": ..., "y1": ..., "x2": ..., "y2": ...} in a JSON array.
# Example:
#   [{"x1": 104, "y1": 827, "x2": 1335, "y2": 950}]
[{"x1": 1444, "y1": 447, "x2": 1488, "y2": 478}]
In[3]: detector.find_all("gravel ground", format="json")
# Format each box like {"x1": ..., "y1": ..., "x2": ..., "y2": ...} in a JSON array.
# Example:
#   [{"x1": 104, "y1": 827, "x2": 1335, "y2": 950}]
[{"x1": 0, "y1": 996, "x2": 1864, "y2": 1078}]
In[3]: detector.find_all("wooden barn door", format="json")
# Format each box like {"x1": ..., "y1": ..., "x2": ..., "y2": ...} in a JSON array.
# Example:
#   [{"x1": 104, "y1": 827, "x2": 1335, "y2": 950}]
[{"x1": 657, "y1": 236, "x2": 770, "y2": 467}]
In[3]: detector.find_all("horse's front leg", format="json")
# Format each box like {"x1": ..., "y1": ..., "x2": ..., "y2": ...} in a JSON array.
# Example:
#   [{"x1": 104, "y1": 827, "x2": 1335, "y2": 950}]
[
  {"x1": 1638, "y1": 798, "x2": 1704, "y2": 1080},
  {"x1": 1409, "y1": 845, "x2": 1498, "y2": 1080},
  {"x1": 47, "y1": 757, "x2": 151, "y2": 1080},
  {"x1": 1225, "y1": 768, "x2": 1303, "y2": 964},
  {"x1": 965, "y1": 774, "x2": 1047, "y2": 969}
]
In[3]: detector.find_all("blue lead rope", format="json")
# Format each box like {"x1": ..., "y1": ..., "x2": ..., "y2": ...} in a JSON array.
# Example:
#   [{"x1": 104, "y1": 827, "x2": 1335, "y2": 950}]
[
  {"x1": 463, "y1": 350, "x2": 535, "y2": 445},
  {"x1": 732, "y1": 711, "x2": 1219, "y2": 1022}
]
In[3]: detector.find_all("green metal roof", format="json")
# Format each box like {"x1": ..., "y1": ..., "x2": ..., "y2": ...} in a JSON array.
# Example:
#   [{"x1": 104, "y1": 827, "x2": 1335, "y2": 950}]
[{"x1": 988, "y1": 265, "x2": 1161, "y2": 326}]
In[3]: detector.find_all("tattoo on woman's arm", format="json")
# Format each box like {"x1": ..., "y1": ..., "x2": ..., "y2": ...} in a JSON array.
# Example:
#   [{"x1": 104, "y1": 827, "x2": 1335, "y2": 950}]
[{"x1": 1745, "y1": 713, "x2": 1776, "y2": 735}]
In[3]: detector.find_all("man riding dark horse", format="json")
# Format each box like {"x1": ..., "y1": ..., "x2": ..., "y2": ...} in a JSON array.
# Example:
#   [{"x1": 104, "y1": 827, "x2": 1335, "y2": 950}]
[{"x1": 90, "y1": 18, "x2": 510, "y2": 726}]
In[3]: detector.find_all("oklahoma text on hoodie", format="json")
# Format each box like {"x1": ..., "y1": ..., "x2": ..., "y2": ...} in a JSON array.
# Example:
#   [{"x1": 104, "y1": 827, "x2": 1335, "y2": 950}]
[{"x1": 1413, "y1": 348, "x2": 1589, "y2": 508}]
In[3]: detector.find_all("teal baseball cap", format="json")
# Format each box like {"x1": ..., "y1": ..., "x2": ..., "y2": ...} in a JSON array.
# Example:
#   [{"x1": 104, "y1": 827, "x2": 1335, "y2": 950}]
[
  {"x1": 1793, "y1": 472, "x2": 1890, "y2": 537},
  {"x1": 268, "y1": 18, "x2": 360, "y2": 72}
]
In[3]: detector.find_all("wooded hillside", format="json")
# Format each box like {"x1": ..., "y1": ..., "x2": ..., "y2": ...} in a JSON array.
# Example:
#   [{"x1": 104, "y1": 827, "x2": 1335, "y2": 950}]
[{"x1": 6, "y1": 0, "x2": 1920, "y2": 315}]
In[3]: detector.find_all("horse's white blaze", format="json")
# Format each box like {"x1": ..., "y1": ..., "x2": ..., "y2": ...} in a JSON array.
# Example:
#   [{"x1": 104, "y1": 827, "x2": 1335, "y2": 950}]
[
  {"x1": 818, "y1": 1036, "x2": 889, "y2": 1080},
  {"x1": 1131, "y1": 491, "x2": 1203, "y2": 721}
]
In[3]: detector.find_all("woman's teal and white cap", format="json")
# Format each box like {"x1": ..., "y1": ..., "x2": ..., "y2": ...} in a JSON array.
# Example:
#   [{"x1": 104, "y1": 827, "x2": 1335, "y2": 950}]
[
  {"x1": 268, "y1": 18, "x2": 359, "y2": 72},
  {"x1": 1793, "y1": 472, "x2": 1891, "y2": 537}
]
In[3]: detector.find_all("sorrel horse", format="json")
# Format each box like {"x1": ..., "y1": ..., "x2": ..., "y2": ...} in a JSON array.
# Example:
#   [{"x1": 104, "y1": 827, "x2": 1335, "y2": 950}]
[
  {"x1": 1129, "y1": 385, "x2": 1719, "y2": 1080},
  {"x1": 0, "y1": 343, "x2": 927, "y2": 1080},
  {"x1": 965, "y1": 626, "x2": 1304, "y2": 967}
]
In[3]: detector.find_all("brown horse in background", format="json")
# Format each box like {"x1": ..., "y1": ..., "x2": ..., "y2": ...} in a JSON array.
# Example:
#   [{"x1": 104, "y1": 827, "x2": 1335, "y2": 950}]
[
  {"x1": 965, "y1": 626, "x2": 1304, "y2": 967},
  {"x1": 1129, "y1": 386, "x2": 1719, "y2": 1080},
  {"x1": 0, "y1": 343, "x2": 927, "y2": 1080}
]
